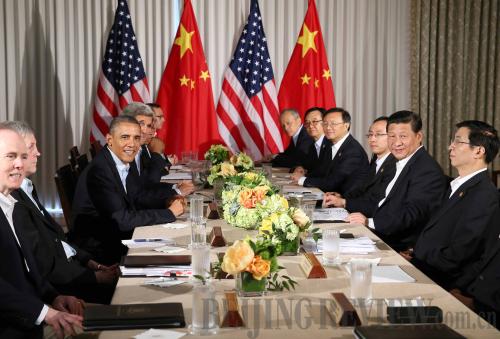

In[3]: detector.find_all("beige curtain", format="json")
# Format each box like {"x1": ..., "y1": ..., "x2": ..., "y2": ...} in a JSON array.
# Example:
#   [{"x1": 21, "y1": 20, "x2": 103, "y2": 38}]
[{"x1": 410, "y1": 0, "x2": 500, "y2": 175}]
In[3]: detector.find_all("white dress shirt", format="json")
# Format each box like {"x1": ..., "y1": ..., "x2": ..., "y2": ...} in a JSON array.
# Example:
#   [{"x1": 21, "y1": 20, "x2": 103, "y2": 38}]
[
  {"x1": 375, "y1": 152, "x2": 391, "y2": 174},
  {"x1": 314, "y1": 135, "x2": 325, "y2": 157},
  {"x1": 367, "y1": 146, "x2": 422, "y2": 229},
  {"x1": 134, "y1": 147, "x2": 142, "y2": 176},
  {"x1": 0, "y1": 192, "x2": 48, "y2": 324},
  {"x1": 449, "y1": 168, "x2": 487, "y2": 198},
  {"x1": 292, "y1": 125, "x2": 303, "y2": 146},
  {"x1": 108, "y1": 146, "x2": 130, "y2": 192}
]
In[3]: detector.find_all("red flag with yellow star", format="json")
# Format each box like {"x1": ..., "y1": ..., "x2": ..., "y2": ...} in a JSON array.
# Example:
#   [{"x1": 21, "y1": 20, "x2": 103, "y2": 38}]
[
  {"x1": 156, "y1": 0, "x2": 220, "y2": 158},
  {"x1": 278, "y1": 0, "x2": 336, "y2": 117}
]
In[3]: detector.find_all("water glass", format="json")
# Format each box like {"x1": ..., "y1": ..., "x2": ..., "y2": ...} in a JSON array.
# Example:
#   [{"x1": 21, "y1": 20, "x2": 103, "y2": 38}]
[
  {"x1": 190, "y1": 280, "x2": 219, "y2": 335},
  {"x1": 190, "y1": 195, "x2": 204, "y2": 221},
  {"x1": 262, "y1": 163, "x2": 273, "y2": 179},
  {"x1": 322, "y1": 228, "x2": 340, "y2": 266},
  {"x1": 287, "y1": 193, "x2": 303, "y2": 208},
  {"x1": 191, "y1": 218, "x2": 207, "y2": 245},
  {"x1": 191, "y1": 243, "x2": 211, "y2": 278},
  {"x1": 350, "y1": 260, "x2": 373, "y2": 300},
  {"x1": 301, "y1": 203, "x2": 315, "y2": 224}
]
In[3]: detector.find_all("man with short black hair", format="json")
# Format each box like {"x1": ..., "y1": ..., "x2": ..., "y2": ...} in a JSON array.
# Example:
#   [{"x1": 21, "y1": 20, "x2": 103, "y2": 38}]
[
  {"x1": 349, "y1": 110, "x2": 446, "y2": 251},
  {"x1": 292, "y1": 107, "x2": 370, "y2": 195},
  {"x1": 272, "y1": 108, "x2": 314, "y2": 168},
  {"x1": 407, "y1": 120, "x2": 500, "y2": 289}
]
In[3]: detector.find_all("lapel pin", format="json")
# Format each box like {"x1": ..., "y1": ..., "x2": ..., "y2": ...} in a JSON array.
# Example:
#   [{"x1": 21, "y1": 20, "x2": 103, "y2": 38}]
[{"x1": 459, "y1": 191, "x2": 464, "y2": 197}]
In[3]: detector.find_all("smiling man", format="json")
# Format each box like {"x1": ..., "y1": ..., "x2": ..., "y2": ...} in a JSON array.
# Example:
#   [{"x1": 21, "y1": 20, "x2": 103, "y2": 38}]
[
  {"x1": 408, "y1": 120, "x2": 500, "y2": 289},
  {"x1": 348, "y1": 110, "x2": 446, "y2": 251}
]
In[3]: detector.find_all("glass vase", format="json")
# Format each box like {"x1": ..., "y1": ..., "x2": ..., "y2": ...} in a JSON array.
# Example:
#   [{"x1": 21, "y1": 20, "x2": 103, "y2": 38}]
[
  {"x1": 236, "y1": 272, "x2": 267, "y2": 297},
  {"x1": 280, "y1": 236, "x2": 300, "y2": 256}
]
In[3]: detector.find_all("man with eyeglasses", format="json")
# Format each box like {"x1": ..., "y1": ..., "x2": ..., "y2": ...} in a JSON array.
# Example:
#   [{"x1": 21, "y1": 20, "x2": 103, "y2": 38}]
[
  {"x1": 291, "y1": 107, "x2": 331, "y2": 174},
  {"x1": 272, "y1": 108, "x2": 314, "y2": 169},
  {"x1": 323, "y1": 116, "x2": 396, "y2": 217},
  {"x1": 404, "y1": 120, "x2": 500, "y2": 292},
  {"x1": 348, "y1": 110, "x2": 446, "y2": 251},
  {"x1": 146, "y1": 103, "x2": 178, "y2": 166},
  {"x1": 291, "y1": 107, "x2": 369, "y2": 195}
]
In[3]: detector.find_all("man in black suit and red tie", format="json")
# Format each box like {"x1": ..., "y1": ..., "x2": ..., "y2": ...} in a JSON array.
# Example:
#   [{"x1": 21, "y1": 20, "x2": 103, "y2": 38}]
[
  {"x1": 405, "y1": 120, "x2": 500, "y2": 290},
  {"x1": 0, "y1": 127, "x2": 82, "y2": 338},
  {"x1": 348, "y1": 111, "x2": 446, "y2": 251},
  {"x1": 323, "y1": 116, "x2": 396, "y2": 217},
  {"x1": 272, "y1": 108, "x2": 314, "y2": 168},
  {"x1": 291, "y1": 107, "x2": 370, "y2": 195}
]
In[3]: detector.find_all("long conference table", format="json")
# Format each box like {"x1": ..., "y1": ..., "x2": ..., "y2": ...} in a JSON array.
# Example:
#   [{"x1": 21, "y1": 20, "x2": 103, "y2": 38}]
[{"x1": 81, "y1": 181, "x2": 499, "y2": 338}]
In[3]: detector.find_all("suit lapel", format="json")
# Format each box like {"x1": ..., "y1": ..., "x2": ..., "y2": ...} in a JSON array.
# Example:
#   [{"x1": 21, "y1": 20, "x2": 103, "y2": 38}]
[
  {"x1": 103, "y1": 148, "x2": 131, "y2": 202},
  {"x1": 15, "y1": 189, "x2": 61, "y2": 235},
  {"x1": 384, "y1": 147, "x2": 425, "y2": 202}
]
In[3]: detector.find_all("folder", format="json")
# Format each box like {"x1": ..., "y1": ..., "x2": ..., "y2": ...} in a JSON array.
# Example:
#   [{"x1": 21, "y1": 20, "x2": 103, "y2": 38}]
[
  {"x1": 122, "y1": 255, "x2": 191, "y2": 267},
  {"x1": 83, "y1": 303, "x2": 185, "y2": 331},
  {"x1": 353, "y1": 324, "x2": 465, "y2": 339}
]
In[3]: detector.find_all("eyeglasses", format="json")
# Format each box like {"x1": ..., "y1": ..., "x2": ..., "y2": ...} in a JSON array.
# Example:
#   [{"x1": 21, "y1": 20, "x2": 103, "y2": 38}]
[
  {"x1": 304, "y1": 120, "x2": 323, "y2": 127},
  {"x1": 322, "y1": 121, "x2": 345, "y2": 128},
  {"x1": 366, "y1": 133, "x2": 387, "y2": 139},
  {"x1": 449, "y1": 138, "x2": 471, "y2": 146}
]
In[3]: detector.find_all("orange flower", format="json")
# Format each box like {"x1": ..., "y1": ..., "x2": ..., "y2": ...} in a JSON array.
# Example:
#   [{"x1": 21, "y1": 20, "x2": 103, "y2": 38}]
[
  {"x1": 245, "y1": 255, "x2": 271, "y2": 280},
  {"x1": 238, "y1": 188, "x2": 255, "y2": 208},
  {"x1": 253, "y1": 186, "x2": 268, "y2": 203}
]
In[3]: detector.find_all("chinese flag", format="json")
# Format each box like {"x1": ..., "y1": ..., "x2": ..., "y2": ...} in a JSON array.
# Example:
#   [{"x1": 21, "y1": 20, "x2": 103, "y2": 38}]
[
  {"x1": 278, "y1": 0, "x2": 336, "y2": 118},
  {"x1": 156, "y1": 0, "x2": 220, "y2": 158}
]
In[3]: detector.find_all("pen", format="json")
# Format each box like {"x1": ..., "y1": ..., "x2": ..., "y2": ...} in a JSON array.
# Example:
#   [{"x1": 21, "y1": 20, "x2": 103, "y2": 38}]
[{"x1": 133, "y1": 238, "x2": 165, "y2": 242}]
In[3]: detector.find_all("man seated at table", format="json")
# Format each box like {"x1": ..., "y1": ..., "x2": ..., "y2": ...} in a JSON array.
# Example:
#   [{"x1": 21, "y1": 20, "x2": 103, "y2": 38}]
[
  {"x1": 272, "y1": 108, "x2": 314, "y2": 168},
  {"x1": 348, "y1": 110, "x2": 446, "y2": 251},
  {"x1": 0, "y1": 121, "x2": 118, "y2": 304},
  {"x1": 405, "y1": 120, "x2": 500, "y2": 290},
  {"x1": 147, "y1": 102, "x2": 178, "y2": 165},
  {"x1": 71, "y1": 116, "x2": 185, "y2": 264},
  {"x1": 290, "y1": 107, "x2": 331, "y2": 174},
  {"x1": 291, "y1": 107, "x2": 370, "y2": 195},
  {"x1": 323, "y1": 116, "x2": 396, "y2": 217},
  {"x1": 0, "y1": 127, "x2": 83, "y2": 338}
]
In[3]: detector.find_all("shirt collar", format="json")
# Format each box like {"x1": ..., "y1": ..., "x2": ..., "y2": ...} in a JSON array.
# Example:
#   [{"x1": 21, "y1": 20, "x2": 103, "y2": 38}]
[
  {"x1": 396, "y1": 145, "x2": 423, "y2": 169},
  {"x1": 292, "y1": 125, "x2": 303, "y2": 145},
  {"x1": 450, "y1": 168, "x2": 487, "y2": 193},
  {"x1": 332, "y1": 132, "x2": 350, "y2": 149},
  {"x1": 376, "y1": 152, "x2": 390, "y2": 167},
  {"x1": 107, "y1": 146, "x2": 130, "y2": 172},
  {"x1": 315, "y1": 134, "x2": 325, "y2": 148},
  {"x1": 20, "y1": 178, "x2": 33, "y2": 195},
  {"x1": 0, "y1": 192, "x2": 17, "y2": 213}
]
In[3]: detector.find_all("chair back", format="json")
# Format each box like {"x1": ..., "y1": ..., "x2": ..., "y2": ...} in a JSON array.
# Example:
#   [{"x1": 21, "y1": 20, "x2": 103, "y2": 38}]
[
  {"x1": 54, "y1": 164, "x2": 76, "y2": 230},
  {"x1": 68, "y1": 146, "x2": 80, "y2": 170},
  {"x1": 74, "y1": 154, "x2": 90, "y2": 177},
  {"x1": 89, "y1": 140, "x2": 103, "y2": 159}
]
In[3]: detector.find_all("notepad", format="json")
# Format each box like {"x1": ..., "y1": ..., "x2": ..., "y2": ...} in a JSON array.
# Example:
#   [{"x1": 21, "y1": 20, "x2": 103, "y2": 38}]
[
  {"x1": 161, "y1": 172, "x2": 192, "y2": 180},
  {"x1": 371, "y1": 266, "x2": 415, "y2": 283},
  {"x1": 314, "y1": 208, "x2": 349, "y2": 222}
]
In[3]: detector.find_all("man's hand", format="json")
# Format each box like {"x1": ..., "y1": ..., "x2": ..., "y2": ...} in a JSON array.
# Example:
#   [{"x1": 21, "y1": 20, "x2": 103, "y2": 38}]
[
  {"x1": 168, "y1": 198, "x2": 186, "y2": 217},
  {"x1": 167, "y1": 154, "x2": 178, "y2": 165},
  {"x1": 290, "y1": 172, "x2": 302, "y2": 183},
  {"x1": 292, "y1": 166, "x2": 306, "y2": 176},
  {"x1": 52, "y1": 295, "x2": 85, "y2": 316},
  {"x1": 87, "y1": 260, "x2": 119, "y2": 272},
  {"x1": 399, "y1": 249, "x2": 413, "y2": 261},
  {"x1": 177, "y1": 180, "x2": 194, "y2": 196},
  {"x1": 323, "y1": 194, "x2": 346, "y2": 208},
  {"x1": 148, "y1": 137, "x2": 165, "y2": 154},
  {"x1": 347, "y1": 212, "x2": 367, "y2": 226},
  {"x1": 44, "y1": 308, "x2": 83, "y2": 339}
]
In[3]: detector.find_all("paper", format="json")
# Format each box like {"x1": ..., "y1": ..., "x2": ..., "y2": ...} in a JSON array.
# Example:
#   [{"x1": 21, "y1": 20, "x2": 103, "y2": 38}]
[
  {"x1": 162, "y1": 223, "x2": 189, "y2": 229},
  {"x1": 161, "y1": 172, "x2": 192, "y2": 180},
  {"x1": 169, "y1": 165, "x2": 186, "y2": 171},
  {"x1": 385, "y1": 298, "x2": 426, "y2": 307},
  {"x1": 134, "y1": 328, "x2": 186, "y2": 339},
  {"x1": 154, "y1": 245, "x2": 186, "y2": 254},
  {"x1": 144, "y1": 278, "x2": 187, "y2": 288},
  {"x1": 120, "y1": 265, "x2": 192, "y2": 277},
  {"x1": 122, "y1": 239, "x2": 175, "y2": 249},
  {"x1": 303, "y1": 192, "x2": 324, "y2": 200},
  {"x1": 316, "y1": 237, "x2": 377, "y2": 254},
  {"x1": 284, "y1": 188, "x2": 312, "y2": 193},
  {"x1": 371, "y1": 265, "x2": 415, "y2": 283},
  {"x1": 313, "y1": 208, "x2": 349, "y2": 221}
]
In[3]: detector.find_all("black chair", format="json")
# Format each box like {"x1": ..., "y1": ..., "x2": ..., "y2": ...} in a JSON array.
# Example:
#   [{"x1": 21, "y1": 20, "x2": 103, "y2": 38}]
[
  {"x1": 68, "y1": 146, "x2": 80, "y2": 171},
  {"x1": 54, "y1": 164, "x2": 76, "y2": 230},
  {"x1": 74, "y1": 154, "x2": 89, "y2": 177},
  {"x1": 492, "y1": 169, "x2": 500, "y2": 188},
  {"x1": 89, "y1": 140, "x2": 103, "y2": 159}
]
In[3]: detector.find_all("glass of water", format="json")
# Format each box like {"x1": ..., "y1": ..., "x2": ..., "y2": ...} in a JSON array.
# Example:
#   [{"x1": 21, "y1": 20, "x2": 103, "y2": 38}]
[
  {"x1": 350, "y1": 260, "x2": 373, "y2": 301},
  {"x1": 262, "y1": 163, "x2": 273, "y2": 179},
  {"x1": 189, "y1": 279, "x2": 219, "y2": 335},
  {"x1": 191, "y1": 243, "x2": 211, "y2": 278},
  {"x1": 191, "y1": 218, "x2": 207, "y2": 245},
  {"x1": 190, "y1": 195, "x2": 204, "y2": 221},
  {"x1": 322, "y1": 228, "x2": 340, "y2": 266}
]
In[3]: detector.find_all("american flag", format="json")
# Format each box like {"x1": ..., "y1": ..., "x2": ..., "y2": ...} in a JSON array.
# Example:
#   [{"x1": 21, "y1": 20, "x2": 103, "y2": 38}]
[
  {"x1": 216, "y1": 0, "x2": 283, "y2": 160},
  {"x1": 90, "y1": 0, "x2": 150, "y2": 143}
]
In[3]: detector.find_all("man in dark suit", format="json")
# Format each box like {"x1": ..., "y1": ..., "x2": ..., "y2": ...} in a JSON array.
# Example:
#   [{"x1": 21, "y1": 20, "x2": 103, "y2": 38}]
[
  {"x1": 323, "y1": 116, "x2": 396, "y2": 217},
  {"x1": 291, "y1": 108, "x2": 370, "y2": 195},
  {"x1": 71, "y1": 116, "x2": 185, "y2": 264},
  {"x1": 0, "y1": 121, "x2": 118, "y2": 304},
  {"x1": 349, "y1": 111, "x2": 446, "y2": 251},
  {"x1": 272, "y1": 108, "x2": 314, "y2": 168},
  {"x1": 407, "y1": 120, "x2": 500, "y2": 289},
  {"x1": 291, "y1": 107, "x2": 331, "y2": 173},
  {"x1": 0, "y1": 127, "x2": 82, "y2": 339},
  {"x1": 147, "y1": 102, "x2": 178, "y2": 165}
]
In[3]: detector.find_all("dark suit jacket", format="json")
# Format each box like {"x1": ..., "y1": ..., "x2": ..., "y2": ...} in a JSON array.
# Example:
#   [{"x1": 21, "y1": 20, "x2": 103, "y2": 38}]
[
  {"x1": 0, "y1": 206, "x2": 58, "y2": 338},
  {"x1": 344, "y1": 154, "x2": 397, "y2": 217},
  {"x1": 139, "y1": 145, "x2": 169, "y2": 183},
  {"x1": 298, "y1": 136, "x2": 332, "y2": 172},
  {"x1": 11, "y1": 188, "x2": 96, "y2": 286},
  {"x1": 372, "y1": 147, "x2": 446, "y2": 251},
  {"x1": 411, "y1": 171, "x2": 500, "y2": 289},
  {"x1": 303, "y1": 134, "x2": 370, "y2": 195},
  {"x1": 272, "y1": 126, "x2": 314, "y2": 168},
  {"x1": 71, "y1": 147, "x2": 176, "y2": 264}
]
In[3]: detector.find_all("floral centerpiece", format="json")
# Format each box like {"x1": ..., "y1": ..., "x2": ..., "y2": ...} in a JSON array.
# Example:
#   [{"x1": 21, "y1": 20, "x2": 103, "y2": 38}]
[
  {"x1": 207, "y1": 152, "x2": 254, "y2": 185},
  {"x1": 204, "y1": 144, "x2": 230, "y2": 166},
  {"x1": 219, "y1": 238, "x2": 297, "y2": 296}
]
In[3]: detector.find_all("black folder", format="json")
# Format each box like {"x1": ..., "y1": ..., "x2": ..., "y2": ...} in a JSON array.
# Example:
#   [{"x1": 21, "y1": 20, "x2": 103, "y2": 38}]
[
  {"x1": 353, "y1": 324, "x2": 466, "y2": 339},
  {"x1": 122, "y1": 255, "x2": 191, "y2": 267},
  {"x1": 83, "y1": 303, "x2": 186, "y2": 331}
]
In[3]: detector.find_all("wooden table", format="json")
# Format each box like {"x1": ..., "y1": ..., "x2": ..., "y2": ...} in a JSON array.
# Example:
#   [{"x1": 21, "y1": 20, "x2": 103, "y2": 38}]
[{"x1": 80, "y1": 215, "x2": 499, "y2": 338}]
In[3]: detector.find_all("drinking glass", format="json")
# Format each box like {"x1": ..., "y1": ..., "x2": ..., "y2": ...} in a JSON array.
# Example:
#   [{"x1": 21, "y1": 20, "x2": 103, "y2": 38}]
[
  {"x1": 322, "y1": 228, "x2": 340, "y2": 266},
  {"x1": 191, "y1": 243, "x2": 211, "y2": 278},
  {"x1": 190, "y1": 195, "x2": 204, "y2": 221},
  {"x1": 350, "y1": 260, "x2": 373, "y2": 301},
  {"x1": 190, "y1": 280, "x2": 219, "y2": 335},
  {"x1": 190, "y1": 218, "x2": 207, "y2": 245},
  {"x1": 262, "y1": 163, "x2": 273, "y2": 179}
]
